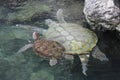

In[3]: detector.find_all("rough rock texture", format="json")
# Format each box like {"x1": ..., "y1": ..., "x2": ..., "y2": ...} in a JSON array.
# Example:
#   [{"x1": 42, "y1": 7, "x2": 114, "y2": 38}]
[
  {"x1": 83, "y1": 0, "x2": 120, "y2": 31},
  {"x1": 0, "y1": 0, "x2": 27, "y2": 10}
]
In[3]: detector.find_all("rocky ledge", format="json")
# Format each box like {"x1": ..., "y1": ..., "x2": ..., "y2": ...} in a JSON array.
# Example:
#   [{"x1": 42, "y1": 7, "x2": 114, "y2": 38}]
[{"x1": 83, "y1": 0, "x2": 120, "y2": 31}]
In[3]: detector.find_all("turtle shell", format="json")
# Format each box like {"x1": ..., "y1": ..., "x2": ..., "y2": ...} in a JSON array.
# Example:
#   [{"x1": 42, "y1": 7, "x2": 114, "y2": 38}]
[
  {"x1": 44, "y1": 22, "x2": 98, "y2": 54},
  {"x1": 33, "y1": 38, "x2": 65, "y2": 58}
]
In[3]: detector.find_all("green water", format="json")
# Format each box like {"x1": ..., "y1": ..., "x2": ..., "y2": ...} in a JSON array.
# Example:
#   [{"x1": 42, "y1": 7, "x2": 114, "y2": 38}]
[
  {"x1": 0, "y1": 27, "x2": 86, "y2": 80},
  {"x1": 0, "y1": 0, "x2": 120, "y2": 80},
  {"x1": 1, "y1": 27, "x2": 120, "y2": 80}
]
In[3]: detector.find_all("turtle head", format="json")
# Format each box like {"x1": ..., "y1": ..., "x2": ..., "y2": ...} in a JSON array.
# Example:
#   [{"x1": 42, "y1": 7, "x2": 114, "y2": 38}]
[{"x1": 33, "y1": 32, "x2": 40, "y2": 40}]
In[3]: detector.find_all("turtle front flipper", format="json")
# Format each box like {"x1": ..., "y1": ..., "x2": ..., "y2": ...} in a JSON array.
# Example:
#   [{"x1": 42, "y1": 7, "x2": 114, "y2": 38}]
[
  {"x1": 56, "y1": 9, "x2": 66, "y2": 23},
  {"x1": 79, "y1": 54, "x2": 90, "y2": 76},
  {"x1": 49, "y1": 57, "x2": 58, "y2": 66},
  {"x1": 92, "y1": 46, "x2": 109, "y2": 61},
  {"x1": 17, "y1": 43, "x2": 33, "y2": 53}
]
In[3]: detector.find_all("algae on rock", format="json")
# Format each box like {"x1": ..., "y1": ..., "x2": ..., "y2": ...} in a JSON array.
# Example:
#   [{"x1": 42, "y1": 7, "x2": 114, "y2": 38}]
[{"x1": 7, "y1": 1, "x2": 50, "y2": 22}]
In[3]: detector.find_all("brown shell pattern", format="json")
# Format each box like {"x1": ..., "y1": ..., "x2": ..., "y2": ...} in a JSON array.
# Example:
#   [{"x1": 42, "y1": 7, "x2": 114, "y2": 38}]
[{"x1": 33, "y1": 39, "x2": 65, "y2": 58}]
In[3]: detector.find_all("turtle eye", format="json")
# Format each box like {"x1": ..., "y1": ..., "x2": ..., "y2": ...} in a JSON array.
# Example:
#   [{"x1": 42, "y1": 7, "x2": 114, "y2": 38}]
[{"x1": 33, "y1": 32, "x2": 39, "y2": 40}]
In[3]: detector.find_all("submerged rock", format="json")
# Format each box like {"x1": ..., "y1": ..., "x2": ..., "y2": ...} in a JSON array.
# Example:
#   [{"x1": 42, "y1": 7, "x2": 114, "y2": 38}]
[
  {"x1": 30, "y1": 70, "x2": 54, "y2": 80},
  {"x1": 0, "y1": 0, "x2": 51, "y2": 24},
  {"x1": 7, "y1": 1, "x2": 50, "y2": 23},
  {"x1": 0, "y1": 0, "x2": 27, "y2": 10}
]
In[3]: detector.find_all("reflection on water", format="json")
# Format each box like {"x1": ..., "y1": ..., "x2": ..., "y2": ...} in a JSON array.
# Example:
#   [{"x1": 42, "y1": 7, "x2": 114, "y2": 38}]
[{"x1": 0, "y1": 0, "x2": 120, "y2": 80}]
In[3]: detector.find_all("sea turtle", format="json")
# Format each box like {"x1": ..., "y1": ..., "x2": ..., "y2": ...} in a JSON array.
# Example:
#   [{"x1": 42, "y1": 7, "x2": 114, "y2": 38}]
[
  {"x1": 17, "y1": 9, "x2": 108, "y2": 75},
  {"x1": 17, "y1": 32, "x2": 65, "y2": 66},
  {"x1": 43, "y1": 9, "x2": 109, "y2": 75}
]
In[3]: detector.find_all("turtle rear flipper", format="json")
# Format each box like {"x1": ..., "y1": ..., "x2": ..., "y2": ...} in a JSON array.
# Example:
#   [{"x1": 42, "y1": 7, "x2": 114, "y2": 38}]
[
  {"x1": 63, "y1": 54, "x2": 74, "y2": 60},
  {"x1": 79, "y1": 54, "x2": 90, "y2": 76},
  {"x1": 17, "y1": 43, "x2": 33, "y2": 54},
  {"x1": 92, "y1": 46, "x2": 109, "y2": 61},
  {"x1": 49, "y1": 57, "x2": 58, "y2": 66}
]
